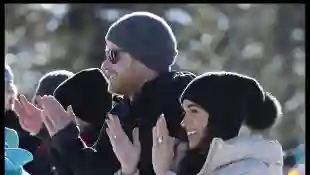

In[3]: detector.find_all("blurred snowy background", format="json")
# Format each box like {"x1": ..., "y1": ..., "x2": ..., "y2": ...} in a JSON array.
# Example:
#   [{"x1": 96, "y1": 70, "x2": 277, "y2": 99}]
[{"x1": 5, "y1": 3, "x2": 305, "y2": 150}]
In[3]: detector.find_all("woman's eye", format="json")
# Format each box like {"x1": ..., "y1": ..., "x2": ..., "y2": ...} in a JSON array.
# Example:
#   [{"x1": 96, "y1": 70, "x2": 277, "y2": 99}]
[{"x1": 190, "y1": 108, "x2": 198, "y2": 113}]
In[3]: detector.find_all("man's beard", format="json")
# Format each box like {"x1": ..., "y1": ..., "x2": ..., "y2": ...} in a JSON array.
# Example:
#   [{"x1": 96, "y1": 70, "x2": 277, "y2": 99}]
[{"x1": 108, "y1": 79, "x2": 128, "y2": 96}]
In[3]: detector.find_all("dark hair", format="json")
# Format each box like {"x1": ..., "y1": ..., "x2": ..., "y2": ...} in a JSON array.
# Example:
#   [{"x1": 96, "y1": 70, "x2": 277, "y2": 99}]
[{"x1": 32, "y1": 70, "x2": 74, "y2": 103}]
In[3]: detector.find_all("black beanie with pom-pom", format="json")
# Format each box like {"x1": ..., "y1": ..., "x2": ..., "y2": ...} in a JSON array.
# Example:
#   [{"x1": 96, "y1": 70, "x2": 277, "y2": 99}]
[{"x1": 180, "y1": 71, "x2": 282, "y2": 141}]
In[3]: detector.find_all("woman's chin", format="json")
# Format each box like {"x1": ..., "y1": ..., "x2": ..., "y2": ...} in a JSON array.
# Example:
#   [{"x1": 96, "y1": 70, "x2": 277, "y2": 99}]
[{"x1": 188, "y1": 138, "x2": 199, "y2": 149}]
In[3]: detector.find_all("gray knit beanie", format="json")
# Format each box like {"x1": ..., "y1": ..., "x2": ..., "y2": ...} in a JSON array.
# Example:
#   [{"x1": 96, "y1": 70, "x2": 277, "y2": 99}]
[{"x1": 105, "y1": 11, "x2": 178, "y2": 73}]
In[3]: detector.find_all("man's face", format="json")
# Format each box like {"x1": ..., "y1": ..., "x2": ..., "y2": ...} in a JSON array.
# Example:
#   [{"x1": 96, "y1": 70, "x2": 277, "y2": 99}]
[{"x1": 101, "y1": 40, "x2": 136, "y2": 95}]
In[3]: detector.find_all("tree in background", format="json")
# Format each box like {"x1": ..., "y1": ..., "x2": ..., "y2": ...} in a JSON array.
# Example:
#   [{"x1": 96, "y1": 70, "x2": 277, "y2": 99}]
[{"x1": 5, "y1": 3, "x2": 305, "y2": 150}]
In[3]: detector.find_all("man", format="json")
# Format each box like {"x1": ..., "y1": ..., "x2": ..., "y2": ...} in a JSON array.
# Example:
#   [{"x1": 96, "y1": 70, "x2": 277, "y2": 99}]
[{"x1": 21, "y1": 12, "x2": 195, "y2": 175}]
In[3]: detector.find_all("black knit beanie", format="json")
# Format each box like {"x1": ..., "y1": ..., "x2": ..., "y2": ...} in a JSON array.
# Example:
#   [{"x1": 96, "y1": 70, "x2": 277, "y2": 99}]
[
  {"x1": 180, "y1": 71, "x2": 282, "y2": 141},
  {"x1": 53, "y1": 68, "x2": 112, "y2": 126},
  {"x1": 33, "y1": 70, "x2": 74, "y2": 102},
  {"x1": 105, "y1": 11, "x2": 178, "y2": 73}
]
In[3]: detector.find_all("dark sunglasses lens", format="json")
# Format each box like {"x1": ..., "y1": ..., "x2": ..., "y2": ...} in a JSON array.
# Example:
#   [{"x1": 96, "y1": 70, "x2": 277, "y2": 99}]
[{"x1": 106, "y1": 50, "x2": 119, "y2": 64}]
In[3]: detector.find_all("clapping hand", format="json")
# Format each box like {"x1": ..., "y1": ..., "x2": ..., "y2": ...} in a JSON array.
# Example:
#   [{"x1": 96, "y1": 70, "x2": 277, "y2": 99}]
[
  {"x1": 106, "y1": 114, "x2": 140, "y2": 175},
  {"x1": 14, "y1": 95, "x2": 43, "y2": 135},
  {"x1": 152, "y1": 115, "x2": 175, "y2": 175},
  {"x1": 37, "y1": 95, "x2": 76, "y2": 137}
]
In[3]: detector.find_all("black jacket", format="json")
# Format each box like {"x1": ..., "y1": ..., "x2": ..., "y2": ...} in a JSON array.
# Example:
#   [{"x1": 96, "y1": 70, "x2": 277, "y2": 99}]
[{"x1": 52, "y1": 71, "x2": 195, "y2": 175}]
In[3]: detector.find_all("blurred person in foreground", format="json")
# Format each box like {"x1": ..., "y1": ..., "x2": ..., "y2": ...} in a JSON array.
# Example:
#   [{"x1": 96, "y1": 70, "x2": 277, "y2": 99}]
[
  {"x1": 5, "y1": 64, "x2": 33, "y2": 175},
  {"x1": 148, "y1": 72, "x2": 284, "y2": 175},
  {"x1": 285, "y1": 143, "x2": 305, "y2": 175},
  {"x1": 5, "y1": 63, "x2": 40, "y2": 162},
  {"x1": 5, "y1": 127, "x2": 33, "y2": 175},
  {"x1": 13, "y1": 70, "x2": 74, "y2": 175},
  {"x1": 288, "y1": 164, "x2": 305, "y2": 175},
  {"x1": 15, "y1": 68, "x2": 114, "y2": 174},
  {"x1": 30, "y1": 11, "x2": 196, "y2": 175}
]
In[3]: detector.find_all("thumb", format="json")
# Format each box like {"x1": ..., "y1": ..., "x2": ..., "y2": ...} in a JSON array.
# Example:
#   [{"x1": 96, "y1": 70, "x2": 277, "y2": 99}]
[
  {"x1": 35, "y1": 96, "x2": 44, "y2": 109},
  {"x1": 66, "y1": 105, "x2": 76, "y2": 122},
  {"x1": 132, "y1": 127, "x2": 140, "y2": 148}
]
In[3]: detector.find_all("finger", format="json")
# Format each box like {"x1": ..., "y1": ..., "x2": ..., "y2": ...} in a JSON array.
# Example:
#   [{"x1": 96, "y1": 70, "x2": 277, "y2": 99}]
[
  {"x1": 19, "y1": 94, "x2": 28, "y2": 106},
  {"x1": 66, "y1": 105, "x2": 77, "y2": 122},
  {"x1": 42, "y1": 95, "x2": 67, "y2": 124},
  {"x1": 14, "y1": 98, "x2": 30, "y2": 129},
  {"x1": 158, "y1": 115, "x2": 169, "y2": 140},
  {"x1": 40, "y1": 110, "x2": 55, "y2": 136},
  {"x1": 107, "y1": 113, "x2": 114, "y2": 121},
  {"x1": 106, "y1": 114, "x2": 115, "y2": 129},
  {"x1": 8, "y1": 97, "x2": 15, "y2": 110},
  {"x1": 113, "y1": 115, "x2": 122, "y2": 128},
  {"x1": 15, "y1": 101, "x2": 28, "y2": 128},
  {"x1": 14, "y1": 98, "x2": 25, "y2": 117},
  {"x1": 106, "y1": 128, "x2": 116, "y2": 147},
  {"x1": 156, "y1": 116, "x2": 165, "y2": 140},
  {"x1": 105, "y1": 118, "x2": 112, "y2": 129},
  {"x1": 152, "y1": 126, "x2": 158, "y2": 147},
  {"x1": 40, "y1": 96, "x2": 57, "y2": 126},
  {"x1": 35, "y1": 96, "x2": 44, "y2": 109},
  {"x1": 111, "y1": 115, "x2": 124, "y2": 136},
  {"x1": 132, "y1": 128, "x2": 140, "y2": 148},
  {"x1": 19, "y1": 94, "x2": 31, "y2": 114},
  {"x1": 45, "y1": 95, "x2": 64, "y2": 110},
  {"x1": 20, "y1": 94, "x2": 38, "y2": 110},
  {"x1": 159, "y1": 114, "x2": 168, "y2": 132},
  {"x1": 106, "y1": 119, "x2": 121, "y2": 143},
  {"x1": 108, "y1": 114, "x2": 118, "y2": 134},
  {"x1": 105, "y1": 119, "x2": 115, "y2": 136},
  {"x1": 106, "y1": 127, "x2": 113, "y2": 140}
]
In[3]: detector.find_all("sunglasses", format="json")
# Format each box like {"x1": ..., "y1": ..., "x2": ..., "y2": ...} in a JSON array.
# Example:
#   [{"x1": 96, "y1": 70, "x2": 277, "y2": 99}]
[{"x1": 105, "y1": 49, "x2": 125, "y2": 64}]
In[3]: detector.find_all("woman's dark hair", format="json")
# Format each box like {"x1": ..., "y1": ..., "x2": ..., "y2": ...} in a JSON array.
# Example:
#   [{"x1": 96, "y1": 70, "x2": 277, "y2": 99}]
[{"x1": 177, "y1": 71, "x2": 282, "y2": 175}]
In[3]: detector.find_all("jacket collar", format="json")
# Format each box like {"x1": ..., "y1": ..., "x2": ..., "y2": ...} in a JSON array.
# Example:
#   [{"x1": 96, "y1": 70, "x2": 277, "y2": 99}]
[{"x1": 198, "y1": 135, "x2": 283, "y2": 174}]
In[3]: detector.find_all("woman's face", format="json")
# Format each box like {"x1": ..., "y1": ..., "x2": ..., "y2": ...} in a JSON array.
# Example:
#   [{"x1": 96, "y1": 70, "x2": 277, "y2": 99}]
[{"x1": 181, "y1": 99, "x2": 209, "y2": 149}]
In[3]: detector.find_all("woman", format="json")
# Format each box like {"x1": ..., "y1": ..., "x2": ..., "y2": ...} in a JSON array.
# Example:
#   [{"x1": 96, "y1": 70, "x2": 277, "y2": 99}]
[{"x1": 152, "y1": 72, "x2": 283, "y2": 175}]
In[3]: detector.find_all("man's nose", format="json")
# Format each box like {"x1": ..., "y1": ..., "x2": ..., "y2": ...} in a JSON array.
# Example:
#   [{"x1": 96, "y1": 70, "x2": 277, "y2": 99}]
[{"x1": 101, "y1": 59, "x2": 112, "y2": 71}]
